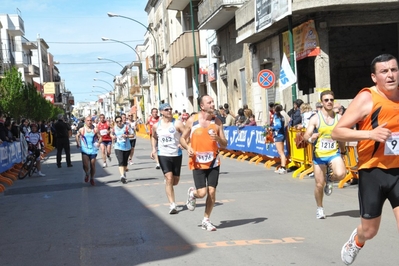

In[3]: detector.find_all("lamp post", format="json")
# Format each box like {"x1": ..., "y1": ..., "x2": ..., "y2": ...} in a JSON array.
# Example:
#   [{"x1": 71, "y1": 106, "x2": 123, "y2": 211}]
[
  {"x1": 96, "y1": 70, "x2": 115, "y2": 78},
  {"x1": 93, "y1": 79, "x2": 116, "y2": 117},
  {"x1": 107, "y1": 12, "x2": 161, "y2": 106},
  {"x1": 97, "y1": 57, "x2": 124, "y2": 68},
  {"x1": 101, "y1": 36, "x2": 145, "y2": 121}
]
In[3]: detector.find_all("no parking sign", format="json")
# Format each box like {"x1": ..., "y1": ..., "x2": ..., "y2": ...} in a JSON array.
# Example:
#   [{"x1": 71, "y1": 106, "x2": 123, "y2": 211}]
[{"x1": 257, "y1": 69, "x2": 275, "y2": 89}]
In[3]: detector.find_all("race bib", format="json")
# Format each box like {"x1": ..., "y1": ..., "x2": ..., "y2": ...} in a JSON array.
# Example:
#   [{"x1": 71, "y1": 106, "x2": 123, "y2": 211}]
[
  {"x1": 100, "y1": 129, "x2": 108, "y2": 136},
  {"x1": 196, "y1": 151, "x2": 214, "y2": 163},
  {"x1": 384, "y1": 133, "x2": 399, "y2": 155},
  {"x1": 319, "y1": 138, "x2": 336, "y2": 151},
  {"x1": 160, "y1": 135, "x2": 173, "y2": 146}
]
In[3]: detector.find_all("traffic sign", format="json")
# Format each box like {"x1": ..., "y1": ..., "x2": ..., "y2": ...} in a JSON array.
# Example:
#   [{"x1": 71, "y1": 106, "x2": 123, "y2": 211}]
[{"x1": 257, "y1": 69, "x2": 276, "y2": 89}]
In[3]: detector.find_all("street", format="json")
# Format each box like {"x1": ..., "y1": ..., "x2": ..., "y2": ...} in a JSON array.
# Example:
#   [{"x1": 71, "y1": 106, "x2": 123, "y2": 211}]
[{"x1": 0, "y1": 136, "x2": 398, "y2": 266}]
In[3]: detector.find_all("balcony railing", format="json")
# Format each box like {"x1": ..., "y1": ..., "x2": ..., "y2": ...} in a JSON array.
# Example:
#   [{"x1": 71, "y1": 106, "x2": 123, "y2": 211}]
[
  {"x1": 198, "y1": 0, "x2": 245, "y2": 30},
  {"x1": 169, "y1": 30, "x2": 203, "y2": 68}
]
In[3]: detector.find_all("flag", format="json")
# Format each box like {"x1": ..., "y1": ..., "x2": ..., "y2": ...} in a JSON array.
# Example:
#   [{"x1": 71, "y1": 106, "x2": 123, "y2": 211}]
[{"x1": 279, "y1": 53, "x2": 297, "y2": 91}]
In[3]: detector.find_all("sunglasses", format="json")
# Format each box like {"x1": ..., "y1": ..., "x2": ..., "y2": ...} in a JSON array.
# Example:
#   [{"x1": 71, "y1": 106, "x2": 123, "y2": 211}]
[
  {"x1": 163, "y1": 108, "x2": 172, "y2": 112},
  {"x1": 323, "y1": 98, "x2": 334, "y2": 102},
  {"x1": 115, "y1": 120, "x2": 122, "y2": 123}
]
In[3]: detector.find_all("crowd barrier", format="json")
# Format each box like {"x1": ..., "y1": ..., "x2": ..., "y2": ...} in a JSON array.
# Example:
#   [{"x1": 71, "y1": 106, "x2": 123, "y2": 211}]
[
  {"x1": 220, "y1": 126, "x2": 358, "y2": 188},
  {"x1": 0, "y1": 132, "x2": 55, "y2": 192}
]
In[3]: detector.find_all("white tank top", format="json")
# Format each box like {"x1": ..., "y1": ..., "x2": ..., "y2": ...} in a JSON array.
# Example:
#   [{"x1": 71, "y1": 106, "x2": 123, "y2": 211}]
[{"x1": 156, "y1": 119, "x2": 182, "y2": 157}]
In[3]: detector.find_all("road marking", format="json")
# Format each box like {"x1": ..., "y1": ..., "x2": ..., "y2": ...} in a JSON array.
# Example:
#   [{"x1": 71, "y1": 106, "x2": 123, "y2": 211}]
[{"x1": 163, "y1": 237, "x2": 305, "y2": 250}]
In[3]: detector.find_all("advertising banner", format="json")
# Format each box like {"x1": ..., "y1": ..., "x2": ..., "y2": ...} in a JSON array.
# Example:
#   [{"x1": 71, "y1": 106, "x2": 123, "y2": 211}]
[{"x1": 255, "y1": 0, "x2": 291, "y2": 33}]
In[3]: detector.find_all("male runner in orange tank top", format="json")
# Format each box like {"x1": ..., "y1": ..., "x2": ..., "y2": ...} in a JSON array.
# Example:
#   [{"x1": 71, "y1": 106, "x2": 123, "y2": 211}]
[
  {"x1": 180, "y1": 95, "x2": 227, "y2": 231},
  {"x1": 332, "y1": 54, "x2": 399, "y2": 265}
]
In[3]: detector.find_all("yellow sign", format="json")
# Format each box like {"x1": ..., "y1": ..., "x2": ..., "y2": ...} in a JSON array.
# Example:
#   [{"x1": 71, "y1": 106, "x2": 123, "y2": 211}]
[{"x1": 43, "y1": 82, "x2": 55, "y2": 94}]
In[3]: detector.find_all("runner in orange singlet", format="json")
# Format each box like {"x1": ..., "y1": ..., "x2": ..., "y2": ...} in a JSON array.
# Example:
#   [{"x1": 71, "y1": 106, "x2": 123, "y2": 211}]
[
  {"x1": 180, "y1": 95, "x2": 227, "y2": 231},
  {"x1": 332, "y1": 54, "x2": 399, "y2": 265}
]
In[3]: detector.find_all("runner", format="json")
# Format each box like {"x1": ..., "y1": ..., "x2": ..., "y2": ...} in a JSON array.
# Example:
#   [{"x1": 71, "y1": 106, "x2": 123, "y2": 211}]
[
  {"x1": 76, "y1": 116, "x2": 101, "y2": 186},
  {"x1": 303, "y1": 90, "x2": 346, "y2": 219},
  {"x1": 332, "y1": 54, "x2": 399, "y2": 265},
  {"x1": 150, "y1": 103, "x2": 185, "y2": 214},
  {"x1": 97, "y1": 114, "x2": 112, "y2": 168},
  {"x1": 126, "y1": 114, "x2": 138, "y2": 166},
  {"x1": 146, "y1": 108, "x2": 160, "y2": 169},
  {"x1": 180, "y1": 95, "x2": 227, "y2": 231}
]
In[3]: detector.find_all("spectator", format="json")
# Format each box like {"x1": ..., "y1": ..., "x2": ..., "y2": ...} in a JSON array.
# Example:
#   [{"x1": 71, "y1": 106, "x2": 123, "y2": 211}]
[
  {"x1": 217, "y1": 105, "x2": 226, "y2": 124},
  {"x1": 173, "y1": 110, "x2": 179, "y2": 120},
  {"x1": 247, "y1": 114, "x2": 257, "y2": 126},
  {"x1": 289, "y1": 99, "x2": 304, "y2": 127},
  {"x1": 271, "y1": 104, "x2": 288, "y2": 174},
  {"x1": 299, "y1": 103, "x2": 314, "y2": 129},
  {"x1": 224, "y1": 109, "x2": 235, "y2": 126},
  {"x1": 11, "y1": 121, "x2": 19, "y2": 140},
  {"x1": 20, "y1": 119, "x2": 30, "y2": 136},
  {"x1": 315, "y1": 102, "x2": 323, "y2": 112},
  {"x1": 243, "y1": 104, "x2": 253, "y2": 119},
  {"x1": 4, "y1": 121, "x2": 16, "y2": 142},
  {"x1": 269, "y1": 102, "x2": 275, "y2": 125},
  {"x1": 0, "y1": 115, "x2": 6, "y2": 142},
  {"x1": 338, "y1": 105, "x2": 346, "y2": 115},
  {"x1": 54, "y1": 114, "x2": 73, "y2": 168},
  {"x1": 235, "y1": 108, "x2": 248, "y2": 127}
]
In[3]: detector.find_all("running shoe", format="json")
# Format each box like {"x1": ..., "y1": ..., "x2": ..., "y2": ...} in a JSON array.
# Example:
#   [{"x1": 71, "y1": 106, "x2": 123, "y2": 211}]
[
  {"x1": 107, "y1": 155, "x2": 112, "y2": 162},
  {"x1": 38, "y1": 171, "x2": 46, "y2": 177},
  {"x1": 341, "y1": 228, "x2": 362, "y2": 265},
  {"x1": 316, "y1": 207, "x2": 326, "y2": 219},
  {"x1": 202, "y1": 219, "x2": 217, "y2": 231},
  {"x1": 169, "y1": 203, "x2": 178, "y2": 214},
  {"x1": 121, "y1": 176, "x2": 127, "y2": 184},
  {"x1": 275, "y1": 168, "x2": 287, "y2": 174},
  {"x1": 186, "y1": 187, "x2": 196, "y2": 211},
  {"x1": 324, "y1": 181, "x2": 333, "y2": 196},
  {"x1": 90, "y1": 179, "x2": 95, "y2": 186},
  {"x1": 103, "y1": 162, "x2": 107, "y2": 168},
  {"x1": 84, "y1": 173, "x2": 89, "y2": 183}
]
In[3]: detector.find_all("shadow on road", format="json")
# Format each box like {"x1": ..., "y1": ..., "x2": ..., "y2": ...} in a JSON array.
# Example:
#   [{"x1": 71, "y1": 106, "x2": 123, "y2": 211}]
[{"x1": 217, "y1": 217, "x2": 268, "y2": 229}]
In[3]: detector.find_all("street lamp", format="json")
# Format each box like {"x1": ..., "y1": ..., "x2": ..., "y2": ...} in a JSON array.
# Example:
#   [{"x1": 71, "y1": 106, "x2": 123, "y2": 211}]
[
  {"x1": 107, "y1": 12, "x2": 162, "y2": 105},
  {"x1": 97, "y1": 57, "x2": 124, "y2": 68},
  {"x1": 101, "y1": 36, "x2": 145, "y2": 121},
  {"x1": 92, "y1": 85, "x2": 111, "y2": 93},
  {"x1": 93, "y1": 79, "x2": 116, "y2": 117},
  {"x1": 96, "y1": 70, "x2": 115, "y2": 78}
]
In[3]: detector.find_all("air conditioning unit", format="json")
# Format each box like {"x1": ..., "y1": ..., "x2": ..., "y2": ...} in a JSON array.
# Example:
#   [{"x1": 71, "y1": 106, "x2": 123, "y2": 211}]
[{"x1": 211, "y1": 45, "x2": 221, "y2": 58}]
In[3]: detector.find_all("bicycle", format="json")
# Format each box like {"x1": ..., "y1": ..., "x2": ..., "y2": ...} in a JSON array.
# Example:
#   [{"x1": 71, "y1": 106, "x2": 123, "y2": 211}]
[{"x1": 18, "y1": 145, "x2": 42, "y2": 179}]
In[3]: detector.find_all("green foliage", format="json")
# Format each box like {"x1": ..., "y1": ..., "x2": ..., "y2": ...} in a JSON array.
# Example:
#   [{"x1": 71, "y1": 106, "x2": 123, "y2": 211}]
[{"x1": 0, "y1": 67, "x2": 64, "y2": 122}]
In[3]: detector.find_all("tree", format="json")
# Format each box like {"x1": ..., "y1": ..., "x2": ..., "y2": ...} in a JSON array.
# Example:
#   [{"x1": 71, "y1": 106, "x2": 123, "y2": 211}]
[{"x1": 0, "y1": 67, "x2": 25, "y2": 119}]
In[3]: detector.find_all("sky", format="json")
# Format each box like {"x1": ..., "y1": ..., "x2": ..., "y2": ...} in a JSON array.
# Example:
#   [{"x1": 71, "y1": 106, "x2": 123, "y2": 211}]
[{"x1": 2, "y1": 0, "x2": 149, "y2": 103}]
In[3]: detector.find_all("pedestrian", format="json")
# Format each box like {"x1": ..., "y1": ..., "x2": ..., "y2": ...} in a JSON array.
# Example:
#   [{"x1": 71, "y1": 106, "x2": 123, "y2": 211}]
[
  {"x1": 146, "y1": 108, "x2": 161, "y2": 169},
  {"x1": 75, "y1": 116, "x2": 101, "y2": 186},
  {"x1": 54, "y1": 114, "x2": 73, "y2": 168},
  {"x1": 97, "y1": 114, "x2": 112, "y2": 168},
  {"x1": 150, "y1": 103, "x2": 185, "y2": 214},
  {"x1": 303, "y1": 90, "x2": 346, "y2": 219},
  {"x1": 180, "y1": 94, "x2": 227, "y2": 231},
  {"x1": 270, "y1": 104, "x2": 287, "y2": 174},
  {"x1": 111, "y1": 115, "x2": 135, "y2": 184},
  {"x1": 331, "y1": 54, "x2": 399, "y2": 265},
  {"x1": 126, "y1": 114, "x2": 138, "y2": 166}
]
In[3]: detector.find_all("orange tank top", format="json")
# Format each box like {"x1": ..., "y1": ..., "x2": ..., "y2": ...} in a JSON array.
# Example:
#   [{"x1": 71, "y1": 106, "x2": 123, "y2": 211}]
[
  {"x1": 188, "y1": 114, "x2": 220, "y2": 170},
  {"x1": 357, "y1": 87, "x2": 399, "y2": 170}
]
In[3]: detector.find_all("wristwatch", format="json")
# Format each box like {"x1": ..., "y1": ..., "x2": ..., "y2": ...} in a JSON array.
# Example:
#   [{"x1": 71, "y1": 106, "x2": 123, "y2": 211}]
[{"x1": 340, "y1": 150, "x2": 347, "y2": 155}]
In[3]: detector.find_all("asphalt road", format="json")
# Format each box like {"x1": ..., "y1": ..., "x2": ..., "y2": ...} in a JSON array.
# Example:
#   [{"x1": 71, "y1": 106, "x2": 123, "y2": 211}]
[{"x1": 0, "y1": 136, "x2": 398, "y2": 266}]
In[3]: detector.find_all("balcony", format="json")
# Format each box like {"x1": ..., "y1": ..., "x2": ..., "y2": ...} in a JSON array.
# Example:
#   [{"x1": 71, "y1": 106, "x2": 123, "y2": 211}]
[
  {"x1": 7, "y1": 15, "x2": 25, "y2": 36},
  {"x1": 169, "y1": 30, "x2": 203, "y2": 68},
  {"x1": 129, "y1": 85, "x2": 142, "y2": 97},
  {"x1": 24, "y1": 65, "x2": 40, "y2": 77},
  {"x1": 198, "y1": 0, "x2": 245, "y2": 30},
  {"x1": 166, "y1": 0, "x2": 190, "y2": 10},
  {"x1": 146, "y1": 54, "x2": 166, "y2": 74}
]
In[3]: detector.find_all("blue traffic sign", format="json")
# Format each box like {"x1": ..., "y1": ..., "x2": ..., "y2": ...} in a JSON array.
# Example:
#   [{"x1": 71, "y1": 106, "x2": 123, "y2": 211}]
[{"x1": 257, "y1": 69, "x2": 276, "y2": 89}]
